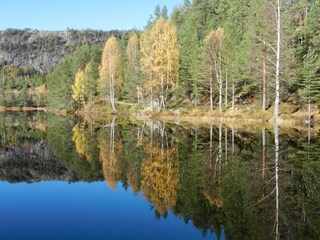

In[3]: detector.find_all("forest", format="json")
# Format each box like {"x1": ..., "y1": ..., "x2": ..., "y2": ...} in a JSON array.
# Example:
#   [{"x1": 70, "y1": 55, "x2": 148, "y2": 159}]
[{"x1": 0, "y1": 0, "x2": 319, "y2": 121}]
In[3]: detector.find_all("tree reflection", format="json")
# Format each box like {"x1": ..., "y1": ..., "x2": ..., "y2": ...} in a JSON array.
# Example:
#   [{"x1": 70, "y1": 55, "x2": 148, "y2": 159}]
[
  {"x1": 274, "y1": 123, "x2": 280, "y2": 240},
  {"x1": 98, "y1": 117, "x2": 121, "y2": 190},
  {"x1": 140, "y1": 123, "x2": 180, "y2": 215},
  {"x1": 72, "y1": 123, "x2": 94, "y2": 161},
  {"x1": 5, "y1": 112, "x2": 318, "y2": 239}
]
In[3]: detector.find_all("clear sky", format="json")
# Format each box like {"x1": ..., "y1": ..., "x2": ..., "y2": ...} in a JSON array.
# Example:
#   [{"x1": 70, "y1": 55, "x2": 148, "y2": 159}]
[{"x1": 0, "y1": 0, "x2": 183, "y2": 31}]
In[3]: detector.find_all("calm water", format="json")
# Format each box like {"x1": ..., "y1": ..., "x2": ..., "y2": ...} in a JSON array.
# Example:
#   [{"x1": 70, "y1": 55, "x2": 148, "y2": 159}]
[{"x1": 0, "y1": 112, "x2": 319, "y2": 240}]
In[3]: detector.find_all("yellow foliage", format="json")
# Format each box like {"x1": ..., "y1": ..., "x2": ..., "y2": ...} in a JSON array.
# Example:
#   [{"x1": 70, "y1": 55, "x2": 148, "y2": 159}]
[
  {"x1": 140, "y1": 18, "x2": 179, "y2": 98},
  {"x1": 72, "y1": 68, "x2": 86, "y2": 102},
  {"x1": 99, "y1": 36, "x2": 121, "y2": 103},
  {"x1": 38, "y1": 84, "x2": 47, "y2": 94}
]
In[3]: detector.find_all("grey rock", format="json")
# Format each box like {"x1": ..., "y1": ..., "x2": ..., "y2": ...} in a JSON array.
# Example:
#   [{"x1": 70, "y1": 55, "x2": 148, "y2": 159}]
[{"x1": 0, "y1": 29, "x2": 124, "y2": 73}]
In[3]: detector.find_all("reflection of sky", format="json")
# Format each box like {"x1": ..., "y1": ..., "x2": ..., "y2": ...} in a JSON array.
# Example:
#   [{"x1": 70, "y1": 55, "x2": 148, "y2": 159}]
[{"x1": 0, "y1": 181, "x2": 220, "y2": 240}]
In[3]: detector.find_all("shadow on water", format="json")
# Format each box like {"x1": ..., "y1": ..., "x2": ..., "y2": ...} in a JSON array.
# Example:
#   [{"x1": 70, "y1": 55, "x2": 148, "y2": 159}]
[{"x1": 0, "y1": 111, "x2": 319, "y2": 239}]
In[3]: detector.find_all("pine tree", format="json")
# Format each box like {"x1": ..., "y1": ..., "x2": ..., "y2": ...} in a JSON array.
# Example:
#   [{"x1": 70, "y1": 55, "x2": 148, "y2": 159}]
[
  {"x1": 124, "y1": 33, "x2": 141, "y2": 102},
  {"x1": 300, "y1": 48, "x2": 320, "y2": 121}
]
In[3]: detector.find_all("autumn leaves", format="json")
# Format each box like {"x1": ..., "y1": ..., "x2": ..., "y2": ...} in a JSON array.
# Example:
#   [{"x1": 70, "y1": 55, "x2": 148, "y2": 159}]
[
  {"x1": 140, "y1": 18, "x2": 179, "y2": 111},
  {"x1": 72, "y1": 17, "x2": 179, "y2": 112}
]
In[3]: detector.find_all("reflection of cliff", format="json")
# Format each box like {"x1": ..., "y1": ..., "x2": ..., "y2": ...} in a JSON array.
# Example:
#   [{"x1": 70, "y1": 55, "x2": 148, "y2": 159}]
[{"x1": 0, "y1": 141, "x2": 79, "y2": 183}]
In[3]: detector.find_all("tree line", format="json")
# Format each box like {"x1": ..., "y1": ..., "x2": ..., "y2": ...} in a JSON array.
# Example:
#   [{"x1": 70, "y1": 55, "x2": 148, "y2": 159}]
[{"x1": 1, "y1": 0, "x2": 319, "y2": 118}]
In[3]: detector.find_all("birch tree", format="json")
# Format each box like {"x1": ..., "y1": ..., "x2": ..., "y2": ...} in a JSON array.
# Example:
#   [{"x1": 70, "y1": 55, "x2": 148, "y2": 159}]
[
  {"x1": 140, "y1": 18, "x2": 179, "y2": 111},
  {"x1": 204, "y1": 28, "x2": 224, "y2": 113},
  {"x1": 99, "y1": 36, "x2": 121, "y2": 112},
  {"x1": 273, "y1": 0, "x2": 281, "y2": 121},
  {"x1": 140, "y1": 30, "x2": 156, "y2": 110}
]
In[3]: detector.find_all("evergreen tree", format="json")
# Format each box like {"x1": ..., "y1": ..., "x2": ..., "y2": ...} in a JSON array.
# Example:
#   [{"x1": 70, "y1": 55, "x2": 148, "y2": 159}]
[
  {"x1": 46, "y1": 45, "x2": 92, "y2": 110},
  {"x1": 162, "y1": 5, "x2": 168, "y2": 20},
  {"x1": 123, "y1": 33, "x2": 141, "y2": 102},
  {"x1": 300, "y1": 48, "x2": 320, "y2": 120}
]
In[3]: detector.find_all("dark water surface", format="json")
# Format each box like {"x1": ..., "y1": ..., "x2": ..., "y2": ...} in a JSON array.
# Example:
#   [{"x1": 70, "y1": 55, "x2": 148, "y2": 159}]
[{"x1": 0, "y1": 112, "x2": 318, "y2": 240}]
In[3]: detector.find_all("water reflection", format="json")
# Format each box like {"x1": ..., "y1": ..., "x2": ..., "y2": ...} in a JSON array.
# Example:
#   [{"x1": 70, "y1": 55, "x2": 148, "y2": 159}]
[{"x1": 0, "y1": 112, "x2": 319, "y2": 239}]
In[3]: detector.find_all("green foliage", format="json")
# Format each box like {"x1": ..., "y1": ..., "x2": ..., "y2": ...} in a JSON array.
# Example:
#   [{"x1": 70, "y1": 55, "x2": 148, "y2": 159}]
[
  {"x1": 0, "y1": 0, "x2": 319, "y2": 112},
  {"x1": 300, "y1": 47, "x2": 320, "y2": 102},
  {"x1": 46, "y1": 45, "x2": 101, "y2": 110}
]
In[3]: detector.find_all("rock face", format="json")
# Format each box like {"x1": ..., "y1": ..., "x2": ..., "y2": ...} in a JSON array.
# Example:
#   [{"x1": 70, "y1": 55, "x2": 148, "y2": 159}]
[
  {"x1": 0, "y1": 29, "x2": 123, "y2": 72},
  {"x1": 0, "y1": 141, "x2": 78, "y2": 183}
]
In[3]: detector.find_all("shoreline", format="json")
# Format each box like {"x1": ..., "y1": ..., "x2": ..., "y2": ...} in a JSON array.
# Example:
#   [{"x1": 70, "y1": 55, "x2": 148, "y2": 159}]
[
  {"x1": 1, "y1": 104, "x2": 318, "y2": 133},
  {"x1": 0, "y1": 106, "x2": 67, "y2": 115},
  {"x1": 75, "y1": 103, "x2": 319, "y2": 134}
]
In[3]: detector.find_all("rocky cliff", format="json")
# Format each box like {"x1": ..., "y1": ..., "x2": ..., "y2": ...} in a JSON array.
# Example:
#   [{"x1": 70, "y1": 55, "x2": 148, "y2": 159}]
[{"x1": 0, "y1": 29, "x2": 123, "y2": 72}]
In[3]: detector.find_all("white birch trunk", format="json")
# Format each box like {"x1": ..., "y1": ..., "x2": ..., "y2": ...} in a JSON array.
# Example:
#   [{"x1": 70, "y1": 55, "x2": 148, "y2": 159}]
[
  {"x1": 219, "y1": 80, "x2": 223, "y2": 114},
  {"x1": 232, "y1": 81, "x2": 235, "y2": 112},
  {"x1": 225, "y1": 69, "x2": 228, "y2": 108},
  {"x1": 262, "y1": 42, "x2": 267, "y2": 111},
  {"x1": 274, "y1": 0, "x2": 281, "y2": 121},
  {"x1": 110, "y1": 74, "x2": 116, "y2": 111},
  {"x1": 210, "y1": 75, "x2": 213, "y2": 112},
  {"x1": 308, "y1": 99, "x2": 311, "y2": 123}
]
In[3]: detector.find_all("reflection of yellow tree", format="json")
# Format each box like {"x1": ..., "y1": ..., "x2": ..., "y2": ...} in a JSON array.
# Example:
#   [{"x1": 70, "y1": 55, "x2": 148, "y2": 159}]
[
  {"x1": 72, "y1": 124, "x2": 93, "y2": 161},
  {"x1": 141, "y1": 143, "x2": 180, "y2": 214},
  {"x1": 98, "y1": 119, "x2": 121, "y2": 190}
]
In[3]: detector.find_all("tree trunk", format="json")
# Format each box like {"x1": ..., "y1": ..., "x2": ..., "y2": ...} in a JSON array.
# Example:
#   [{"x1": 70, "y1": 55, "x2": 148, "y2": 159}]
[
  {"x1": 110, "y1": 74, "x2": 116, "y2": 111},
  {"x1": 262, "y1": 42, "x2": 267, "y2": 111},
  {"x1": 219, "y1": 49, "x2": 223, "y2": 114},
  {"x1": 150, "y1": 80, "x2": 154, "y2": 111},
  {"x1": 308, "y1": 99, "x2": 311, "y2": 123},
  {"x1": 274, "y1": 122, "x2": 280, "y2": 239},
  {"x1": 232, "y1": 128, "x2": 235, "y2": 160},
  {"x1": 225, "y1": 127, "x2": 228, "y2": 164},
  {"x1": 160, "y1": 75, "x2": 164, "y2": 111},
  {"x1": 219, "y1": 84, "x2": 223, "y2": 114},
  {"x1": 210, "y1": 76, "x2": 213, "y2": 112},
  {"x1": 262, "y1": 128, "x2": 266, "y2": 179},
  {"x1": 218, "y1": 123, "x2": 222, "y2": 170},
  {"x1": 210, "y1": 124, "x2": 213, "y2": 168},
  {"x1": 274, "y1": 0, "x2": 281, "y2": 121},
  {"x1": 232, "y1": 81, "x2": 235, "y2": 112},
  {"x1": 225, "y1": 68, "x2": 228, "y2": 108}
]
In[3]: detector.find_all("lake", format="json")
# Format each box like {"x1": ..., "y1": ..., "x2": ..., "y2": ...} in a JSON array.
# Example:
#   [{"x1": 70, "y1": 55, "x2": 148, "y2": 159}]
[{"x1": 0, "y1": 112, "x2": 318, "y2": 240}]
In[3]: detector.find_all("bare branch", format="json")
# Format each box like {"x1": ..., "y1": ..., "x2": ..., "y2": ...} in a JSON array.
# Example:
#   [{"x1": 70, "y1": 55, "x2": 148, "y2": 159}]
[
  {"x1": 267, "y1": 55, "x2": 277, "y2": 66},
  {"x1": 255, "y1": 35, "x2": 277, "y2": 54},
  {"x1": 255, "y1": 187, "x2": 276, "y2": 205}
]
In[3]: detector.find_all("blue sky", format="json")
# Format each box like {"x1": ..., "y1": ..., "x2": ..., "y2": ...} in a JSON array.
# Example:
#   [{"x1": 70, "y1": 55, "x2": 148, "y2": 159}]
[{"x1": 0, "y1": 0, "x2": 183, "y2": 31}]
